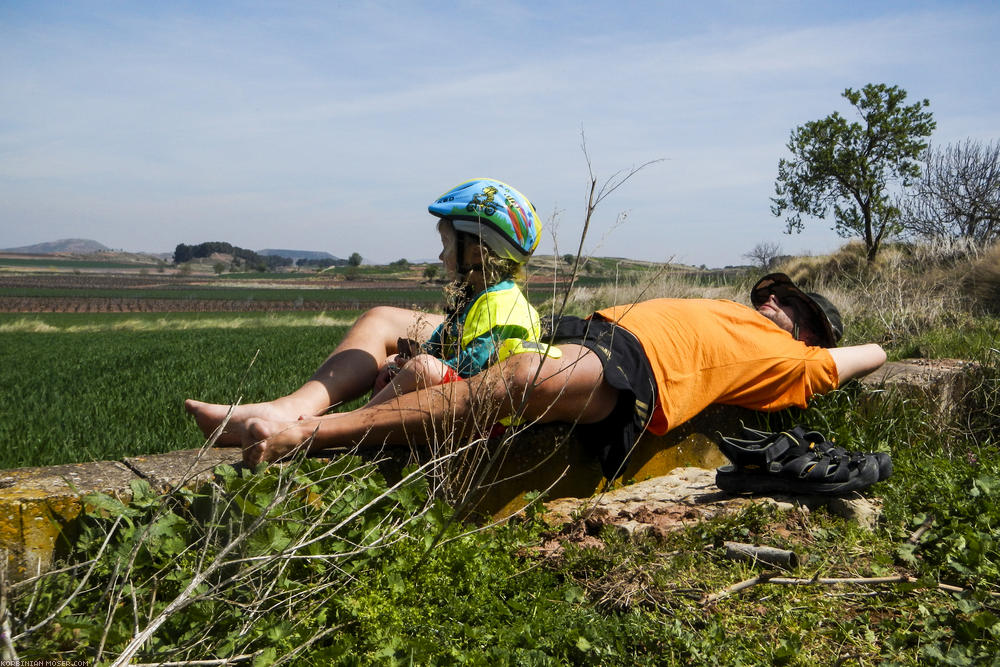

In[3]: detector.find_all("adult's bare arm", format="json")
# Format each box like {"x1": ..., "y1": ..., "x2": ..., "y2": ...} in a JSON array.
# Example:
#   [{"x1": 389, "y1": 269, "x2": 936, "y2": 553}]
[{"x1": 829, "y1": 344, "x2": 887, "y2": 383}]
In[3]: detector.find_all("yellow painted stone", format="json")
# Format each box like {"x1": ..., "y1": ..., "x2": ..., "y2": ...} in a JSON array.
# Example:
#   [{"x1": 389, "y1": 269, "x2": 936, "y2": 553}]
[
  {"x1": 0, "y1": 461, "x2": 137, "y2": 581},
  {"x1": 465, "y1": 404, "x2": 752, "y2": 520}
]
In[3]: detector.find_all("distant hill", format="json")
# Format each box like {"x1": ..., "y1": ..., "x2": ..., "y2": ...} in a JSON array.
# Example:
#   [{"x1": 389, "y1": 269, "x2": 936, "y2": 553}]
[
  {"x1": 2, "y1": 238, "x2": 111, "y2": 254},
  {"x1": 258, "y1": 248, "x2": 343, "y2": 262}
]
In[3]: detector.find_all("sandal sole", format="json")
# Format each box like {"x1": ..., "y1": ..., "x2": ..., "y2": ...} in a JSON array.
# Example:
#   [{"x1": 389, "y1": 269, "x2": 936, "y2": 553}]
[{"x1": 715, "y1": 463, "x2": 879, "y2": 496}]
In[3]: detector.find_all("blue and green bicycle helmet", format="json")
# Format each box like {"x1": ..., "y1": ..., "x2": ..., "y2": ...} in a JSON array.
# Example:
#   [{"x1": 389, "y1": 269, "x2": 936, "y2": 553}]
[{"x1": 428, "y1": 178, "x2": 541, "y2": 263}]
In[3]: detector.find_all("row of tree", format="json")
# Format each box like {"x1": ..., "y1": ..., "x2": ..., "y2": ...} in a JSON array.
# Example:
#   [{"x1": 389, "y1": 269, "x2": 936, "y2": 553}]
[
  {"x1": 173, "y1": 242, "x2": 292, "y2": 271},
  {"x1": 173, "y1": 244, "x2": 368, "y2": 271},
  {"x1": 772, "y1": 83, "x2": 999, "y2": 261}
]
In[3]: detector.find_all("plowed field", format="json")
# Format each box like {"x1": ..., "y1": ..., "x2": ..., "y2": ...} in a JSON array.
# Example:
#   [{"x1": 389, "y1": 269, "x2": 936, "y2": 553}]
[{"x1": 0, "y1": 273, "x2": 443, "y2": 312}]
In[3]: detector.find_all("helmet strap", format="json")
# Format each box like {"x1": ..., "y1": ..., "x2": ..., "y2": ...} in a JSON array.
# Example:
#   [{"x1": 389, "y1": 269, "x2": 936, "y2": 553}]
[{"x1": 455, "y1": 231, "x2": 484, "y2": 278}]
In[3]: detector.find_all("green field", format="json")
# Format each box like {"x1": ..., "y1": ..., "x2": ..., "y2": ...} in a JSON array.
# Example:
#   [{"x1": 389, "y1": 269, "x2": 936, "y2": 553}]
[
  {"x1": 0, "y1": 256, "x2": 163, "y2": 270},
  {"x1": 0, "y1": 313, "x2": 364, "y2": 468},
  {"x1": 0, "y1": 284, "x2": 445, "y2": 304}
]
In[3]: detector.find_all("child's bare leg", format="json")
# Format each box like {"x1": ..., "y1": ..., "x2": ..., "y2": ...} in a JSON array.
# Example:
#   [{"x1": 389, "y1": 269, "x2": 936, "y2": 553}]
[
  {"x1": 365, "y1": 354, "x2": 450, "y2": 407},
  {"x1": 186, "y1": 307, "x2": 443, "y2": 444}
]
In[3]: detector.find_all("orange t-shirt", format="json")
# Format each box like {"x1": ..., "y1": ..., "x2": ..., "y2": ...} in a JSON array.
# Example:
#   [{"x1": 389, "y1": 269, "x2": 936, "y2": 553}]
[{"x1": 594, "y1": 299, "x2": 839, "y2": 435}]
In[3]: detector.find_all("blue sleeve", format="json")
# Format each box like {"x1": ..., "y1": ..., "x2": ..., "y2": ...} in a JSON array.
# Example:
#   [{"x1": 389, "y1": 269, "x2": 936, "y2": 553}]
[
  {"x1": 441, "y1": 322, "x2": 533, "y2": 378},
  {"x1": 422, "y1": 324, "x2": 444, "y2": 358}
]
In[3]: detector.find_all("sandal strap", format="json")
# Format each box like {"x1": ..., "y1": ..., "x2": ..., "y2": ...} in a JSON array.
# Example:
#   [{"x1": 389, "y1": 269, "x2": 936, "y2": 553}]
[
  {"x1": 778, "y1": 450, "x2": 853, "y2": 483},
  {"x1": 717, "y1": 432, "x2": 795, "y2": 469}
]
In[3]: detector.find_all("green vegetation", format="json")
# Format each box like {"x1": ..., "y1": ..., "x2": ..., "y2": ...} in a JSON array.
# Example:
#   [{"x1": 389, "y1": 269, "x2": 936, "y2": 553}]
[
  {"x1": 11, "y1": 361, "x2": 1000, "y2": 663},
  {"x1": 15, "y1": 458, "x2": 698, "y2": 665},
  {"x1": 173, "y1": 241, "x2": 293, "y2": 271},
  {"x1": 0, "y1": 316, "x2": 364, "y2": 468},
  {"x1": 3, "y1": 241, "x2": 999, "y2": 663}
]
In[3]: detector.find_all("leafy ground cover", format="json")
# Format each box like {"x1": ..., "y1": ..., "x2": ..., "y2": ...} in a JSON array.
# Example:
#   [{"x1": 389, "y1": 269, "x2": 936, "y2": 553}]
[{"x1": 11, "y1": 368, "x2": 1000, "y2": 664}]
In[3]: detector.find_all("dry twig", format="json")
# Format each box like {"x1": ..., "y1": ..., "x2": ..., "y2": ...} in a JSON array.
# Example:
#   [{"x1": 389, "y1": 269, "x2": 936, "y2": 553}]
[
  {"x1": 702, "y1": 571, "x2": 1000, "y2": 606},
  {"x1": 130, "y1": 653, "x2": 258, "y2": 667},
  {"x1": 908, "y1": 515, "x2": 934, "y2": 544}
]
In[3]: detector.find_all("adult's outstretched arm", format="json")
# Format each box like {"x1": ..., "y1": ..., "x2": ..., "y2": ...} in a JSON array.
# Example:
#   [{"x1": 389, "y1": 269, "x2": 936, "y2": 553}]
[{"x1": 829, "y1": 344, "x2": 887, "y2": 383}]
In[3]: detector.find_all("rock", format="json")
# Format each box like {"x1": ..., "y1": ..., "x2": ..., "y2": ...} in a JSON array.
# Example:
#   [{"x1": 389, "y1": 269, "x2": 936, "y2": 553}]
[
  {"x1": 542, "y1": 467, "x2": 884, "y2": 541},
  {"x1": 861, "y1": 358, "x2": 982, "y2": 417}
]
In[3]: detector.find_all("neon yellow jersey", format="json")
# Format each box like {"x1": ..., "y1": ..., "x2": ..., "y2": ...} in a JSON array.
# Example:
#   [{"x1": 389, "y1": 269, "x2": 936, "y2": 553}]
[{"x1": 424, "y1": 280, "x2": 540, "y2": 378}]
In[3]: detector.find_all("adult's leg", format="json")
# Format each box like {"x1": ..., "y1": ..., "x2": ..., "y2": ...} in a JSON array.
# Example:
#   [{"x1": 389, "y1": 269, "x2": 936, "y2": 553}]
[
  {"x1": 186, "y1": 306, "x2": 444, "y2": 444},
  {"x1": 242, "y1": 344, "x2": 620, "y2": 465}
]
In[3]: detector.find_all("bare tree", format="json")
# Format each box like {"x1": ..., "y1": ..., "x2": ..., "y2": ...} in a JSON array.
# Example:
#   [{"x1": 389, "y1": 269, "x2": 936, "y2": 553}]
[
  {"x1": 902, "y1": 139, "x2": 1000, "y2": 243},
  {"x1": 743, "y1": 241, "x2": 782, "y2": 270}
]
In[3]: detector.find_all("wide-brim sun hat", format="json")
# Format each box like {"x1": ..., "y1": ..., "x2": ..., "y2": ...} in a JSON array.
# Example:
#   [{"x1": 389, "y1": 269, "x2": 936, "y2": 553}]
[{"x1": 750, "y1": 273, "x2": 843, "y2": 348}]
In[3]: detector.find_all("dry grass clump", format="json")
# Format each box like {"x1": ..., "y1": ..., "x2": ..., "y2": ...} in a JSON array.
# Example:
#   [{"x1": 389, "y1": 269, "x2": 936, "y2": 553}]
[
  {"x1": 775, "y1": 238, "x2": 984, "y2": 293},
  {"x1": 539, "y1": 237, "x2": 990, "y2": 347},
  {"x1": 964, "y1": 241, "x2": 1000, "y2": 314},
  {"x1": 776, "y1": 241, "x2": 874, "y2": 286},
  {"x1": 556, "y1": 271, "x2": 742, "y2": 317},
  {"x1": 773, "y1": 239, "x2": 992, "y2": 345},
  {"x1": 904, "y1": 235, "x2": 987, "y2": 267}
]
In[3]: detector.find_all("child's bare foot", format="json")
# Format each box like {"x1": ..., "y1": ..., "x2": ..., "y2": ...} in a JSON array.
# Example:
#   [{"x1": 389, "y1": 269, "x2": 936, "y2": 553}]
[
  {"x1": 242, "y1": 418, "x2": 315, "y2": 466},
  {"x1": 184, "y1": 399, "x2": 301, "y2": 445}
]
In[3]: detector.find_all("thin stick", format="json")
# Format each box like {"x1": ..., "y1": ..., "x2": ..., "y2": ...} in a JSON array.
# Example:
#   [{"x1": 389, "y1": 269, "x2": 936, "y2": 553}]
[
  {"x1": 9, "y1": 558, "x2": 100, "y2": 591},
  {"x1": 702, "y1": 572, "x2": 1000, "y2": 605},
  {"x1": 770, "y1": 575, "x2": 999, "y2": 597},
  {"x1": 769, "y1": 575, "x2": 915, "y2": 586},
  {"x1": 1, "y1": 549, "x2": 19, "y2": 662},
  {"x1": 130, "y1": 653, "x2": 258, "y2": 667},
  {"x1": 908, "y1": 515, "x2": 934, "y2": 544},
  {"x1": 701, "y1": 571, "x2": 777, "y2": 605}
]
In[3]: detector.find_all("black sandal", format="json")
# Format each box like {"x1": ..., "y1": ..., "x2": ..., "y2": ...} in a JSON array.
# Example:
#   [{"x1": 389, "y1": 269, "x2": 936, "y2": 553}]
[
  {"x1": 741, "y1": 425, "x2": 893, "y2": 481},
  {"x1": 715, "y1": 431, "x2": 880, "y2": 495}
]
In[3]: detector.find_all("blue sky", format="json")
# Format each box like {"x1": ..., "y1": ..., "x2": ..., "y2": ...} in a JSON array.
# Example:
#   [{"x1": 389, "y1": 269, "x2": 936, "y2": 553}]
[{"x1": 2, "y1": 1, "x2": 997, "y2": 266}]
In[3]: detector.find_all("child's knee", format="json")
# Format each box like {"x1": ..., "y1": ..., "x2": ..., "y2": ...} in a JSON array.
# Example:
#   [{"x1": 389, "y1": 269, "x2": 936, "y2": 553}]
[{"x1": 403, "y1": 354, "x2": 446, "y2": 384}]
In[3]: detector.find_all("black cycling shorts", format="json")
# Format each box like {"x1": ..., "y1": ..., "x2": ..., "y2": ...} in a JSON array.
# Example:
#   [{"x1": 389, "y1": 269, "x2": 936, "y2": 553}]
[{"x1": 550, "y1": 315, "x2": 657, "y2": 479}]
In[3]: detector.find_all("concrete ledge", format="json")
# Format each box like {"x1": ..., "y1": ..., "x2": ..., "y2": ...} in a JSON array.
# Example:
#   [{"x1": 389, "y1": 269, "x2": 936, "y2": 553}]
[
  {"x1": 123, "y1": 447, "x2": 243, "y2": 492},
  {"x1": 454, "y1": 405, "x2": 751, "y2": 521},
  {"x1": 860, "y1": 358, "x2": 983, "y2": 416},
  {"x1": 0, "y1": 449, "x2": 244, "y2": 580},
  {"x1": 1, "y1": 461, "x2": 140, "y2": 579}
]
